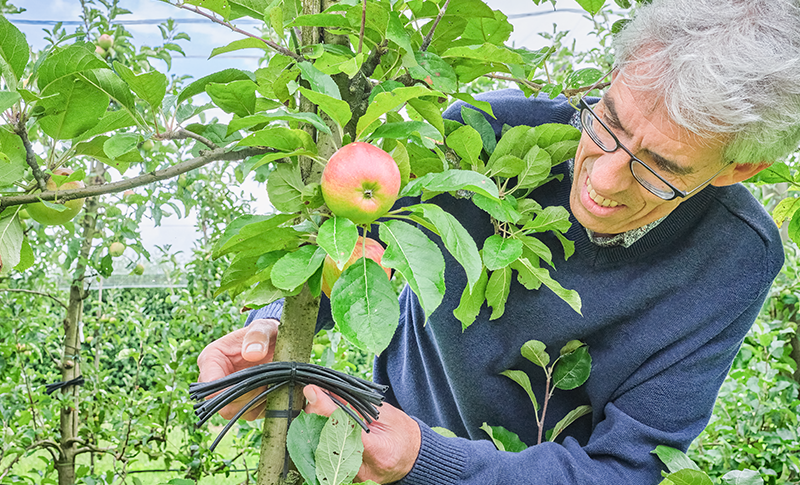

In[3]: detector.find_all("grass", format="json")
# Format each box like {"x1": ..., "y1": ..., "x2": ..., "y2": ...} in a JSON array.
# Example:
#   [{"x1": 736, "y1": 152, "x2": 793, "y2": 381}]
[{"x1": 1, "y1": 424, "x2": 260, "y2": 485}]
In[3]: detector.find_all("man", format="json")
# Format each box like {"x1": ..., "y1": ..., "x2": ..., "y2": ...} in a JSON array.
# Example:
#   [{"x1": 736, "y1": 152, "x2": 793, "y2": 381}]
[{"x1": 197, "y1": 0, "x2": 800, "y2": 482}]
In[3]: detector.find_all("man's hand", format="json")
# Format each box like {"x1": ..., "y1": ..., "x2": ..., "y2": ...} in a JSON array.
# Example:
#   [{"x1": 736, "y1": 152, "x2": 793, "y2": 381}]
[
  {"x1": 304, "y1": 385, "x2": 421, "y2": 483},
  {"x1": 197, "y1": 318, "x2": 279, "y2": 420}
]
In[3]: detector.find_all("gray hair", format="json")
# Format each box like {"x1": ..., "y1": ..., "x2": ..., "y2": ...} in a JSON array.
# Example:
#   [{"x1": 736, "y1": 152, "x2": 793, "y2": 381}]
[{"x1": 612, "y1": 0, "x2": 800, "y2": 165}]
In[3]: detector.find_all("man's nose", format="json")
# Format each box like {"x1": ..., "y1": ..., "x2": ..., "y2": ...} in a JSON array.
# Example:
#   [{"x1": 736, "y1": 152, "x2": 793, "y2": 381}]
[{"x1": 589, "y1": 149, "x2": 634, "y2": 193}]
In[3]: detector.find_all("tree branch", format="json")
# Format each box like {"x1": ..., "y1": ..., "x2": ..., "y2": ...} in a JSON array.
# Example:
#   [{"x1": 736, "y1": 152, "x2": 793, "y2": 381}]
[
  {"x1": 13, "y1": 119, "x2": 48, "y2": 192},
  {"x1": 0, "y1": 289, "x2": 69, "y2": 309},
  {"x1": 420, "y1": 0, "x2": 451, "y2": 52},
  {"x1": 483, "y1": 73, "x2": 611, "y2": 97},
  {"x1": 0, "y1": 146, "x2": 273, "y2": 208},
  {"x1": 176, "y1": 3, "x2": 305, "y2": 61},
  {"x1": 159, "y1": 127, "x2": 219, "y2": 150},
  {"x1": 358, "y1": 0, "x2": 367, "y2": 54}
]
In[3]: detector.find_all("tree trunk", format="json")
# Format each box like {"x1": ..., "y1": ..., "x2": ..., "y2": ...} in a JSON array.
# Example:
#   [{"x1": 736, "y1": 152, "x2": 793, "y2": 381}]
[
  {"x1": 57, "y1": 194, "x2": 99, "y2": 485},
  {"x1": 256, "y1": 285, "x2": 320, "y2": 485}
]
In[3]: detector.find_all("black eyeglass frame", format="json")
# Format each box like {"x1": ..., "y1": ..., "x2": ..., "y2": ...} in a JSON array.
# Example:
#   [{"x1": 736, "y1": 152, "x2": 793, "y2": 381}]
[{"x1": 576, "y1": 75, "x2": 732, "y2": 201}]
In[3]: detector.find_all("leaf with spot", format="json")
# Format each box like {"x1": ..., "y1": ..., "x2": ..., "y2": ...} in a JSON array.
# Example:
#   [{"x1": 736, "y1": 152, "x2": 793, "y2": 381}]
[
  {"x1": 315, "y1": 408, "x2": 364, "y2": 485},
  {"x1": 408, "y1": 51, "x2": 458, "y2": 92},
  {"x1": 287, "y1": 411, "x2": 328, "y2": 485}
]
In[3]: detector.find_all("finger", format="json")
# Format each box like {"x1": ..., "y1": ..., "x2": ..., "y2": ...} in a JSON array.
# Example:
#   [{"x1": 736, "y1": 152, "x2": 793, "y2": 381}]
[
  {"x1": 303, "y1": 385, "x2": 340, "y2": 417},
  {"x1": 241, "y1": 318, "x2": 279, "y2": 362}
]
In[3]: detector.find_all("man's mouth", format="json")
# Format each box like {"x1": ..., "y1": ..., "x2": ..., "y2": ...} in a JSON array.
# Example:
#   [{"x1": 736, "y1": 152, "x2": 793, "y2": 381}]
[{"x1": 586, "y1": 179, "x2": 620, "y2": 208}]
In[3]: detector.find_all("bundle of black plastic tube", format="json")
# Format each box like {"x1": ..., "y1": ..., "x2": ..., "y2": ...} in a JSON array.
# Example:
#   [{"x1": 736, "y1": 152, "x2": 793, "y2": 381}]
[
  {"x1": 45, "y1": 375, "x2": 85, "y2": 395},
  {"x1": 190, "y1": 361, "x2": 388, "y2": 451}
]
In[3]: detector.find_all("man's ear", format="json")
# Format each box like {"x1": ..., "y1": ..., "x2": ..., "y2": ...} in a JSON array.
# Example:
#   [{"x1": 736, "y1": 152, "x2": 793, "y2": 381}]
[{"x1": 711, "y1": 162, "x2": 771, "y2": 187}]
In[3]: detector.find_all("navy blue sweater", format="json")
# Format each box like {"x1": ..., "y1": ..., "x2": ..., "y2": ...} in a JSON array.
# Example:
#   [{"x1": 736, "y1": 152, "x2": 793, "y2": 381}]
[{"x1": 249, "y1": 91, "x2": 785, "y2": 484}]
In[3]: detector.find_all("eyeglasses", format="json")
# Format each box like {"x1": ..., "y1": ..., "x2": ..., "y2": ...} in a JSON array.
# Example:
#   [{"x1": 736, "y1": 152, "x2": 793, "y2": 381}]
[{"x1": 576, "y1": 74, "x2": 731, "y2": 201}]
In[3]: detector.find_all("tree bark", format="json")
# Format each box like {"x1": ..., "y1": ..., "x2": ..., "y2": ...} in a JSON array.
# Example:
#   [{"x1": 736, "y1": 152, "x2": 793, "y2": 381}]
[
  {"x1": 57, "y1": 194, "x2": 99, "y2": 485},
  {"x1": 256, "y1": 285, "x2": 320, "y2": 485}
]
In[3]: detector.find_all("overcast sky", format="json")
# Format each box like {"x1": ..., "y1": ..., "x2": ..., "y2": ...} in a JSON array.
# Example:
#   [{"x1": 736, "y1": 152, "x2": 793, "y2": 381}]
[{"x1": 8, "y1": 0, "x2": 607, "y2": 265}]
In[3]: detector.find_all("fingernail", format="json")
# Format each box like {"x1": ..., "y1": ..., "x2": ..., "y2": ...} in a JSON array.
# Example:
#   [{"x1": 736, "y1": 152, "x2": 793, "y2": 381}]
[
  {"x1": 304, "y1": 386, "x2": 317, "y2": 405},
  {"x1": 245, "y1": 343, "x2": 264, "y2": 355}
]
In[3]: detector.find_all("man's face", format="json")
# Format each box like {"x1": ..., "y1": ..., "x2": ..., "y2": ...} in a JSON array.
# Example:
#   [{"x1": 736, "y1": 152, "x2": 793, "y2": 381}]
[{"x1": 570, "y1": 72, "x2": 729, "y2": 236}]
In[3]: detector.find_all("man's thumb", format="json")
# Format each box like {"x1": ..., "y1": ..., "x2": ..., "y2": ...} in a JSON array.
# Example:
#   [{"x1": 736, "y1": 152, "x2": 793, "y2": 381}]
[{"x1": 241, "y1": 318, "x2": 278, "y2": 361}]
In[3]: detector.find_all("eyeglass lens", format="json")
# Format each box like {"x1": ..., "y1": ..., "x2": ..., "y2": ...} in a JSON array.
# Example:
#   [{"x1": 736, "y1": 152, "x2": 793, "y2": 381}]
[{"x1": 580, "y1": 107, "x2": 677, "y2": 199}]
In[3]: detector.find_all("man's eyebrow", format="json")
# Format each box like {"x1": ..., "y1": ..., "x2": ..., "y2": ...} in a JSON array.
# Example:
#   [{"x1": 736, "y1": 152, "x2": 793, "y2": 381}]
[{"x1": 602, "y1": 94, "x2": 696, "y2": 176}]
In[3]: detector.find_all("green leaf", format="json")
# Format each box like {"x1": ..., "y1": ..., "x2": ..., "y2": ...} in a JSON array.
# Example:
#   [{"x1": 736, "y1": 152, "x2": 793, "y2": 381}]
[
  {"x1": 408, "y1": 203, "x2": 482, "y2": 290},
  {"x1": 266, "y1": 162, "x2": 306, "y2": 213},
  {"x1": 315, "y1": 408, "x2": 363, "y2": 485},
  {"x1": 72, "y1": 135, "x2": 142, "y2": 174},
  {"x1": 552, "y1": 346, "x2": 592, "y2": 390},
  {"x1": 517, "y1": 145, "x2": 552, "y2": 189},
  {"x1": 400, "y1": 170, "x2": 499, "y2": 200},
  {"x1": 461, "y1": 106, "x2": 496, "y2": 155},
  {"x1": 206, "y1": 80, "x2": 257, "y2": 117},
  {"x1": 238, "y1": 126, "x2": 317, "y2": 153},
  {"x1": 560, "y1": 340, "x2": 584, "y2": 356},
  {"x1": 36, "y1": 43, "x2": 107, "y2": 90},
  {"x1": 379, "y1": 220, "x2": 446, "y2": 319},
  {"x1": 288, "y1": 13, "x2": 352, "y2": 29},
  {"x1": 789, "y1": 207, "x2": 800, "y2": 245},
  {"x1": 548, "y1": 405, "x2": 592, "y2": 442},
  {"x1": 79, "y1": 69, "x2": 142, "y2": 125},
  {"x1": 0, "y1": 128, "x2": 26, "y2": 186},
  {"x1": 0, "y1": 90, "x2": 20, "y2": 113},
  {"x1": 442, "y1": 43, "x2": 523, "y2": 65},
  {"x1": 103, "y1": 133, "x2": 140, "y2": 160},
  {"x1": 407, "y1": 98, "x2": 445, "y2": 137},
  {"x1": 471, "y1": 193, "x2": 522, "y2": 224},
  {"x1": 74, "y1": 109, "x2": 137, "y2": 143},
  {"x1": 178, "y1": 68, "x2": 253, "y2": 105},
  {"x1": 0, "y1": 213, "x2": 23, "y2": 276},
  {"x1": 574, "y1": 0, "x2": 606, "y2": 15},
  {"x1": 113, "y1": 61, "x2": 168, "y2": 110},
  {"x1": 0, "y1": 16, "x2": 29, "y2": 88},
  {"x1": 566, "y1": 68, "x2": 603, "y2": 89},
  {"x1": 517, "y1": 235, "x2": 552, "y2": 267},
  {"x1": 500, "y1": 370, "x2": 539, "y2": 413},
  {"x1": 453, "y1": 265, "x2": 488, "y2": 330},
  {"x1": 317, "y1": 217, "x2": 358, "y2": 270},
  {"x1": 38, "y1": 77, "x2": 108, "y2": 141},
  {"x1": 521, "y1": 339, "x2": 550, "y2": 368},
  {"x1": 659, "y1": 469, "x2": 714, "y2": 485},
  {"x1": 488, "y1": 125, "x2": 537, "y2": 166},
  {"x1": 479, "y1": 423, "x2": 528, "y2": 453},
  {"x1": 408, "y1": 51, "x2": 458, "y2": 92},
  {"x1": 213, "y1": 213, "x2": 298, "y2": 258},
  {"x1": 210, "y1": 37, "x2": 269, "y2": 59},
  {"x1": 485, "y1": 266, "x2": 512, "y2": 320},
  {"x1": 299, "y1": 61, "x2": 341, "y2": 99},
  {"x1": 523, "y1": 206, "x2": 571, "y2": 233},
  {"x1": 651, "y1": 446, "x2": 702, "y2": 473},
  {"x1": 228, "y1": 110, "x2": 332, "y2": 136},
  {"x1": 482, "y1": 235, "x2": 522, "y2": 271},
  {"x1": 719, "y1": 470, "x2": 764, "y2": 485},
  {"x1": 287, "y1": 412, "x2": 327, "y2": 485},
  {"x1": 331, "y1": 258, "x2": 401, "y2": 354},
  {"x1": 523, "y1": 264, "x2": 581, "y2": 314},
  {"x1": 431, "y1": 427, "x2": 457, "y2": 438},
  {"x1": 271, "y1": 246, "x2": 326, "y2": 291},
  {"x1": 357, "y1": 85, "x2": 444, "y2": 139},
  {"x1": 447, "y1": 125, "x2": 483, "y2": 169},
  {"x1": 371, "y1": 121, "x2": 443, "y2": 143},
  {"x1": 487, "y1": 154, "x2": 525, "y2": 179},
  {"x1": 14, "y1": 236, "x2": 33, "y2": 272},
  {"x1": 298, "y1": 87, "x2": 352, "y2": 130}
]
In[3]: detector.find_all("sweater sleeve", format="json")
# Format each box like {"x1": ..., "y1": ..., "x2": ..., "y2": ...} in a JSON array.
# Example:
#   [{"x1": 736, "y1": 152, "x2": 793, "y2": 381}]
[
  {"x1": 243, "y1": 296, "x2": 334, "y2": 332},
  {"x1": 398, "y1": 287, "x2": 769, "y2": 485}
]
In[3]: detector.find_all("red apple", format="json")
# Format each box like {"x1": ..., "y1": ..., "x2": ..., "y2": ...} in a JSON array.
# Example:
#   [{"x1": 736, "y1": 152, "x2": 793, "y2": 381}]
[
  {"x1": 320, "y1": 142, "x2": 401, "y2": 225},
  {"x1": 321, "y1": 236, "x2": 391, "y2": 297},
  {"x1": 26, "y1": 168, "x2": 85, "y2": 226}
]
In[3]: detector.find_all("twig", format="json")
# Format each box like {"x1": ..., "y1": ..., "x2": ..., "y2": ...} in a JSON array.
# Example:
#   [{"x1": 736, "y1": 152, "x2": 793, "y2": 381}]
[
  {"x1": 176, "y1": 3, "x2": 304, "y2": 61},
  {"x1": 0, "y1": 440, "x2": 61, "y2": 481},
  {"x1": 159, "y1": 127, "x2": 219, "y2": 150},
  {"x1": 483, "y1": 73, "x2": 611, "y2": 97},
  {"x1": 358, "y1": 0, "x2": 367, "y2": 54},
  {"x1": 420, "y1": 0, "x2": 451, "y2": 52},
  {"x1": 13, "y1": 119, "x2": 48, "y2": 192},
  {"x1": 0, "y1": 289, "x2": 69, "y2": 309},
  {"x1": 0, "y1": 146, "x2": 273, "y2": 208}
]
